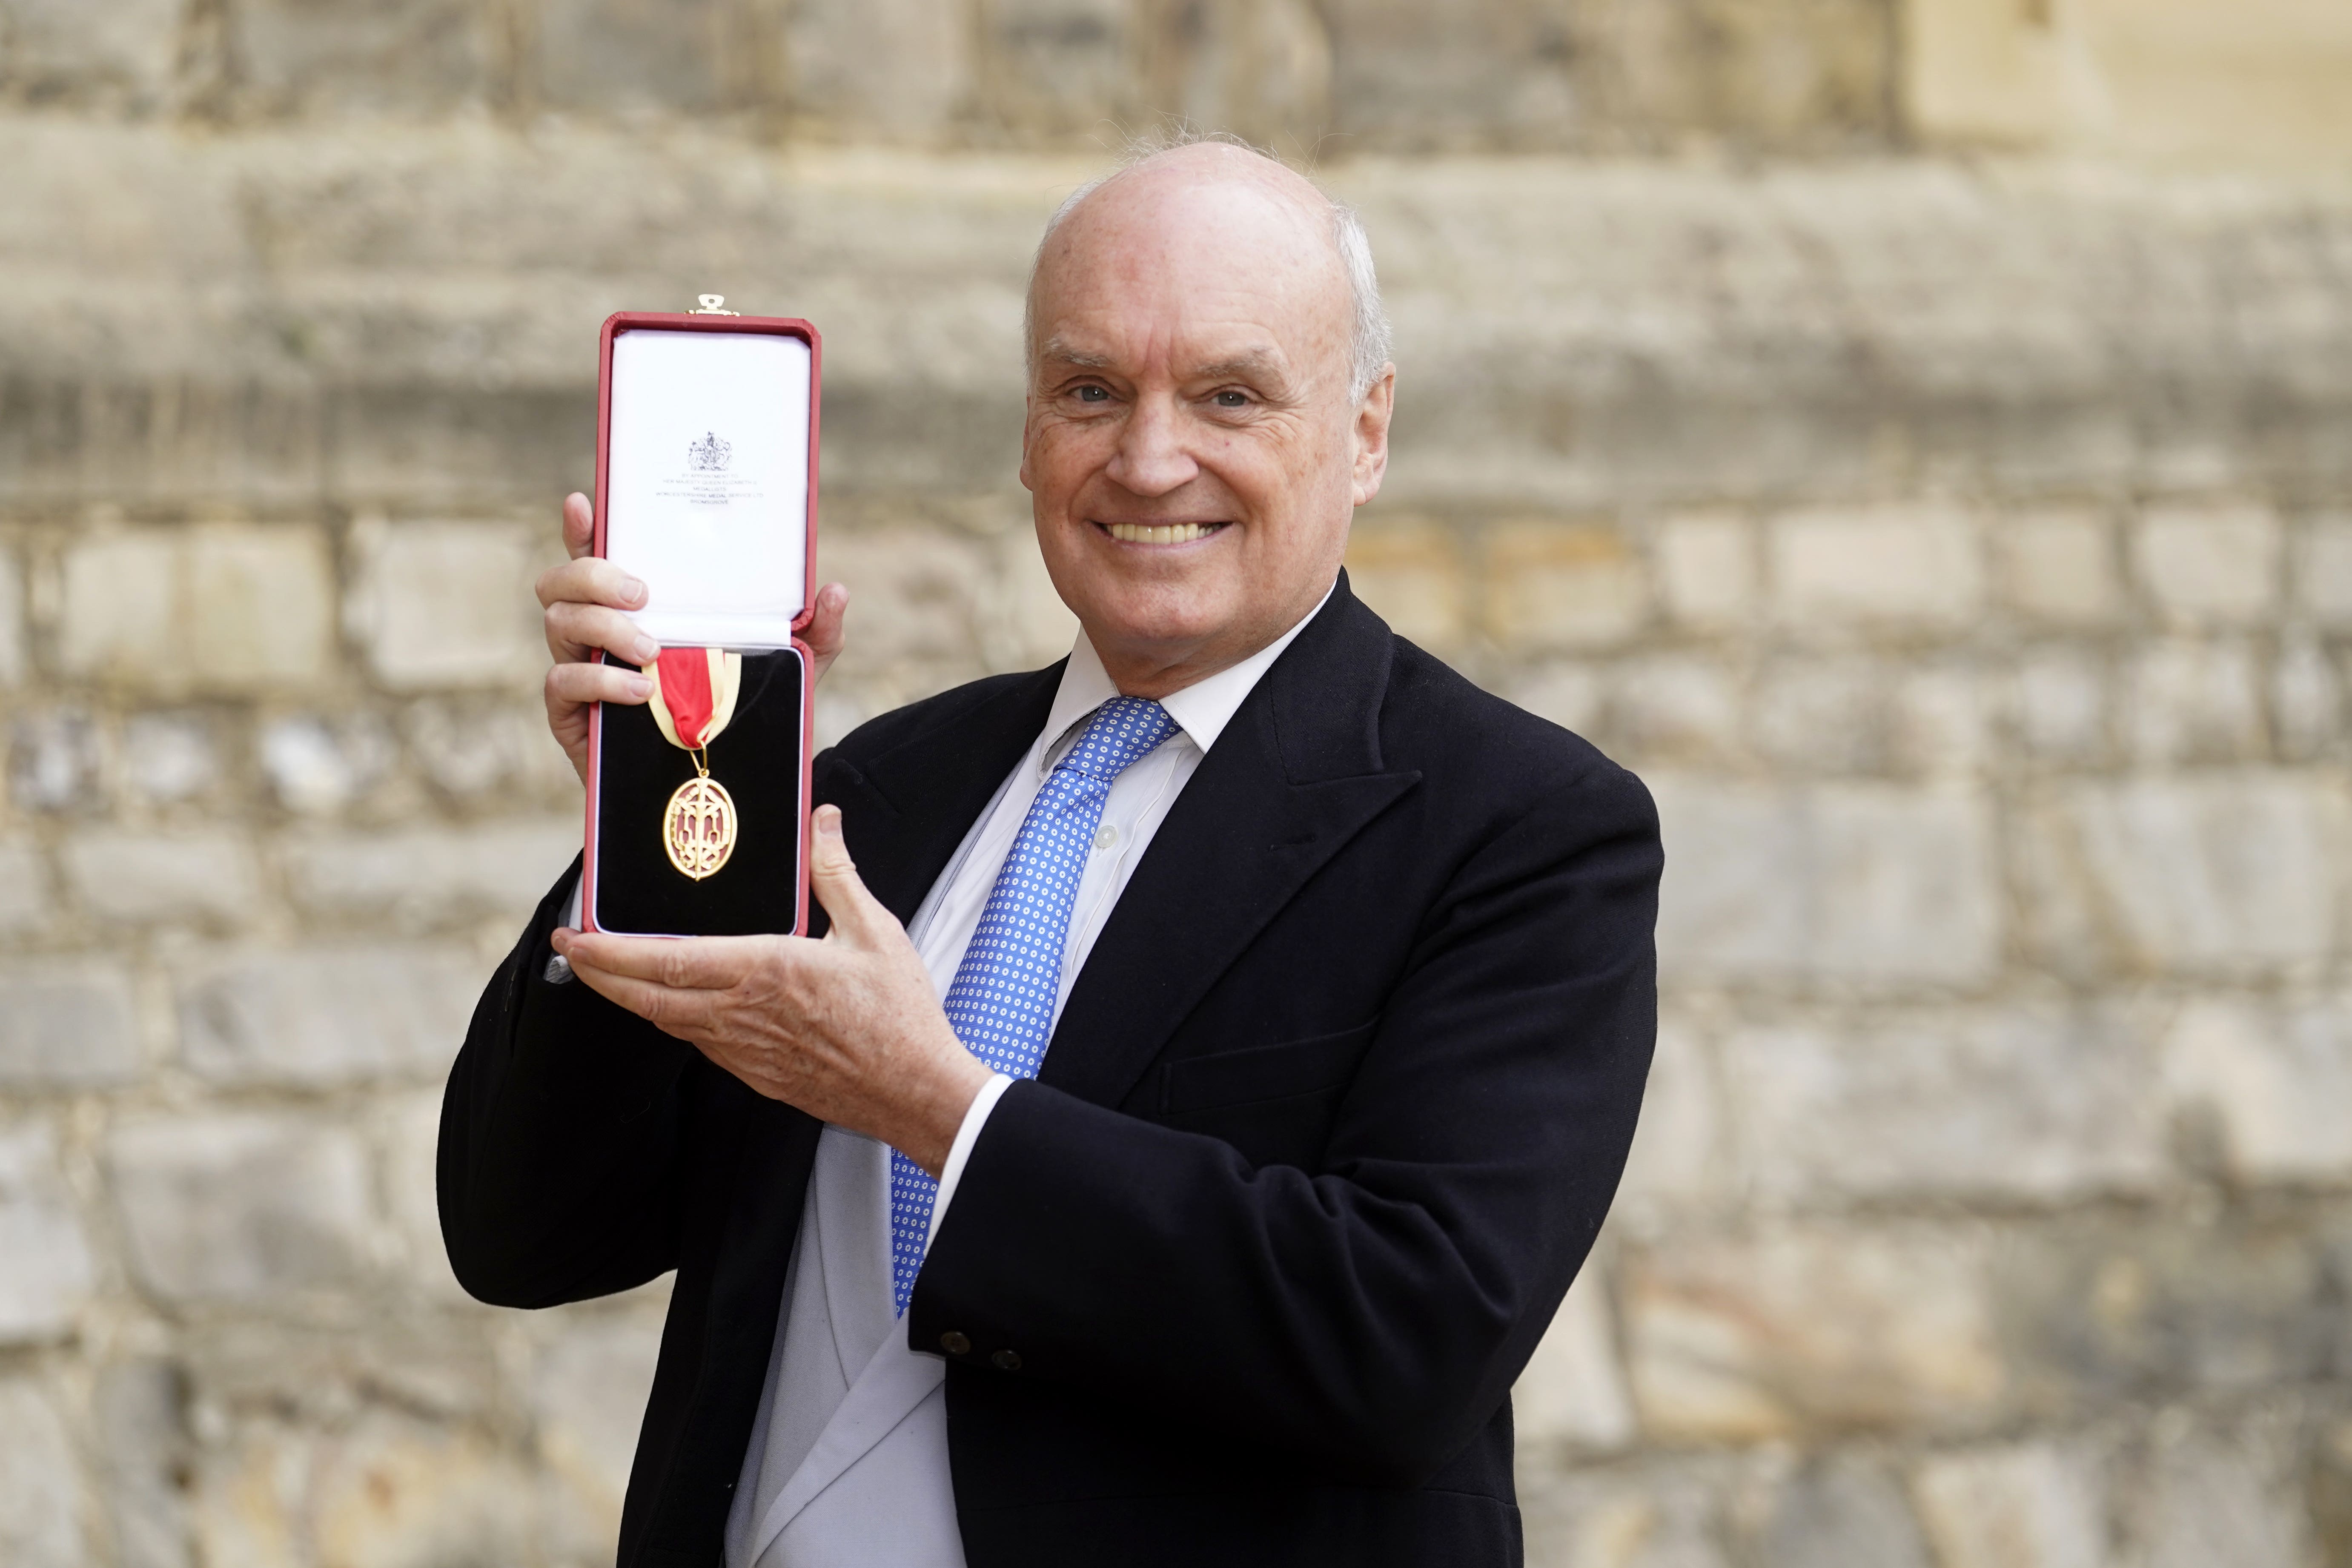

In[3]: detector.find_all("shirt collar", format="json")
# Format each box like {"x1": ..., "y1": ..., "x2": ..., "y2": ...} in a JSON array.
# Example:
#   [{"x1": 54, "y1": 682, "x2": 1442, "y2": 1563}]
[{"x1": 1037, "y1": 579, "x2": 1336, "y2": 772}]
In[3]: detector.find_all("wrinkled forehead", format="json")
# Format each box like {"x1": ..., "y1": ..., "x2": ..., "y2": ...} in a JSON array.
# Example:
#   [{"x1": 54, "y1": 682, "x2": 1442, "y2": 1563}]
[{"x1": 1030, "y1": 167, "x2": 1352, "y2": 375}]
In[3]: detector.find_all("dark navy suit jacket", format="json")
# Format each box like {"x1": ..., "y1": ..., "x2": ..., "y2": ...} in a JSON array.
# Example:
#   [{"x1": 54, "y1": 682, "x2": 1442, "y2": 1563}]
[{"x1": 438, "y1": 576, "x2": 1662, "y2": 1566}]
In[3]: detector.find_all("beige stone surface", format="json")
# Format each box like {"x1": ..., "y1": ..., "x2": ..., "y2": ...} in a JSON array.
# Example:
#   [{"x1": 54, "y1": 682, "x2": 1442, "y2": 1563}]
[
  {"x1": 346, "y1": 520, "x2": 549, "y2": 693},
  {"x1": 1623, "y1": 1224, "x2": 2005, "y2": 1440},
  {"x1": 2126, "y1": 1413, "x2": 2312, "y2": 1568},
  {"x1": 1906, "y1": 0, "x2": 2352, "y2": 163},
  {"x1": 1613, "y1": 655, "x2": 1742, "y2": 765},
  {"x1": 532, "y1": 1313, "x2": 667, "y2": 1563},
  {"x1": 1484, "y1": 522, "x2": 1650, "y2": 650},
  {"x1": 1654, "y1": 512, "x2": 1758, "y2": 629},
  {"x1": 1742, "y1": 1454, "x2": 1935, "y2": 1568},
  {"x1": 107, "y1": 1114, "x2": 380, "y2": 1302},
  {"x1": 0, "y1": 837, "x2": 52, "y2": 935},
  {"x1": 1902, "y1": 0, "x2": 2083, "y2": 149},
  {"x1": 190, "y1": 1421, "x2": 308, "y2": 1568},
  {"x1": 6, "y1": 9, "x2": 2352, "y2": 1564},
  {"x1": 1344, "y1": 520, "x2": 1471, "y2": 648},
  {"x1": 310, "y1": 1413, "x2": 537, "y2": 1568},
  {"x1": 0, "y1": 962, "x2": 140, "y2": 1087},
  {"x1": 1911, "y1": 1440, "x2": 2108, "y2": 1568},
  {"x1": 2124, "y1": 639, "x2": 2265, "y2": 765},
  {"x1": 279, "y1": 819, "x2": 580, "y2": 926},
  {"x1": 0, "y1": 1377, "x2": 90, "y2": 1568},
  {"x1": 59, "y1": 527, "x2": 337, "y2": 694},
  {"x1": 0, "y1": 548, "x2": 24, "y2": 690},
  {"x1": 2298, "y1": 515, "x2": 2352, "y2": 624},
  {"x1": 2050, "y1": 772, "x2": 2347, "y2": 973},
  {"x1": 378, "y1": 1089, "x2": 470, "y2": 1305},
  {"x1": 1724, "y1": 1006, "x2": 2166, "y2": 1204},
  {"x1": 176, "y1": 945, "x2": 481, "y2": 1087},
  {"x1": 1518, "y1": 1457, "x2": 1733, "y2": 1568},
  {"x1": 1514, "y1": 1261, "x2": 1635, "y2": 1452},
  {"x1": 1995, "y1": 510, "x2": 2121, "y2": 625},
  {"x1": 1650, "y1": 778, "x2": 2002, "y2": 987},
  {"x1": 63, "y1": 829, "x2": 263, "y2": 927},
  {"x1": 1613, "y1": 1015, "x2": 1730, "y2": 1216},
  {"x1": 0, "y1": 1121, "x2": 97, "y2": 1344},
  {"x1": 1770, "y1": 505, "x2": 1984, "y2": 631},
  {"x1": 2135, "y1": 504, "x2": 2282, "y2": 628},
  {"x1": 2009, "y1": 648, "x2": 2109, "y2": 764},
  {"x1": 2160, "y1": 993, "x2": 2352, "y2": 1182}
]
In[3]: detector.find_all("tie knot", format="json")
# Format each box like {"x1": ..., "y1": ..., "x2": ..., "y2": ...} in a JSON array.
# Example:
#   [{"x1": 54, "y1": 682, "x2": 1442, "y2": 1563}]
[{"x1": 1058, "y1": 697, "x2": 1179, "y2": 781}]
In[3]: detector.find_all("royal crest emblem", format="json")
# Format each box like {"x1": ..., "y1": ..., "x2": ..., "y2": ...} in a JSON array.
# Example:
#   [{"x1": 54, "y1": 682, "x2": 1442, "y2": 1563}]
[{"x1": 687, "y1": 431, "x2": 732, "y2": 472}]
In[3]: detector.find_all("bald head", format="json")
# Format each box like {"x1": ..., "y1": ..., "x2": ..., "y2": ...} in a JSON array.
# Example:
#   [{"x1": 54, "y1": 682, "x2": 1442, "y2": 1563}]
[{"x1": 1027, "y1": 139, "x2": 1390, "y2": 403}]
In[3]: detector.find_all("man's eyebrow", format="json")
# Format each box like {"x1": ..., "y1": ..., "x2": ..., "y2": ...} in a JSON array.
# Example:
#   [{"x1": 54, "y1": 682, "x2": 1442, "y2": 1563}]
[
  {"x1": 1037, "y1": 341, "x2": 1114, "y2": 370},
  {"x1": 1189, "y1": 349, "x2": 1286, "y2": 382}
]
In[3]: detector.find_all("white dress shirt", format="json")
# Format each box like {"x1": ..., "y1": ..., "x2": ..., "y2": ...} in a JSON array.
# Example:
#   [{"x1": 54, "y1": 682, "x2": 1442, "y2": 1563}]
[{"x1": 722, "y1": 586, "x2": 1330, "y2": 1568}]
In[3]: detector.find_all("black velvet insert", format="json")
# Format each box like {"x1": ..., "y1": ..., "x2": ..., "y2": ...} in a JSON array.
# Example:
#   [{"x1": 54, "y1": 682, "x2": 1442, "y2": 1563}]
[{"x1": 591, "y1": 648, "x2": 805, "y2": 936}]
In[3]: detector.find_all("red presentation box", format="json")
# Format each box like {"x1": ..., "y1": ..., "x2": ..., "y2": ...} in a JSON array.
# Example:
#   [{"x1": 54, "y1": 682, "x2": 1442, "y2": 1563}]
[{"x1": 582, "y1": 300, "x2": 821, "y2": 938}]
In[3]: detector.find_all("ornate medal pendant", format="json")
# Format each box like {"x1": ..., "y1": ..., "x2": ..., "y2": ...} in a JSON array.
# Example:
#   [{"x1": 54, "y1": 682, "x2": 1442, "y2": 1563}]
[
  {"x1": 647, "y1": 647, "x2": 746, "y2": 882},
  {"x1": 663, "y1": 760, "x2": 737, "y2": 880}
]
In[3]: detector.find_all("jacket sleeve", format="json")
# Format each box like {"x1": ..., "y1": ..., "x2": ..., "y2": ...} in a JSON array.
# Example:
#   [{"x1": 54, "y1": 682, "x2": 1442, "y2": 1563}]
[
  {"x1": 435, "y1": 857, "x2": 701, "y2": 1308},
  {"x1": 907, "y1": 760, "x2": 1662, "y2": 1487}
]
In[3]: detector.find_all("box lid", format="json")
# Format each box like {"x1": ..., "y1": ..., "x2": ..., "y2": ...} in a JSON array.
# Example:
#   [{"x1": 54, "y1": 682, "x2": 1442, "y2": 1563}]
[{"x1": 595, "y1": 304, "x2": 822, "y2": 650}]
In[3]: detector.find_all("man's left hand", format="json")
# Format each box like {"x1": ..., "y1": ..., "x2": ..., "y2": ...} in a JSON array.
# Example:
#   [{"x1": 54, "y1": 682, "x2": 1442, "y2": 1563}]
[{"x1": 552, "y1": 805, "x2": 992, "y2": 1175}]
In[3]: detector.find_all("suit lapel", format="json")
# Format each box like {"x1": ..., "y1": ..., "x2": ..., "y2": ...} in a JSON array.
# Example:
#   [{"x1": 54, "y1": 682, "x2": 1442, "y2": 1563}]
[
  {"x1": 1040, "y1": 582, "x2": 1421, "y2": 1110},
  {"x1": 825, "y1": 665, "x2": 1063, "y2": 928}
]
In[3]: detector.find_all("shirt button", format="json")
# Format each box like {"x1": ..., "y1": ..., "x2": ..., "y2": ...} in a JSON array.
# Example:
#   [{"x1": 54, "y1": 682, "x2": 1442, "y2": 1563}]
[
  {"x1": 1094, "y1": 824, "x2": 1117, "y2": 849},
  {"x1": 940, "y1": 1332, "x2": 971, "y2": 1356},
  {"x1": 991, "y1": 1349, "x2": 1022, "y2": 1372}
]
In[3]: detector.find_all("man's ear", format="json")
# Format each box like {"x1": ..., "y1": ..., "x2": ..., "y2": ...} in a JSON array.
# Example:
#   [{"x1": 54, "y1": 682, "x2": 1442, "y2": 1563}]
[
  {"x1": 1351, "y1": 366, "x2": 1395, "y2": 507},
  {"x1": 1018, "y1": 393, "x2": 1037, "y2": 493}
]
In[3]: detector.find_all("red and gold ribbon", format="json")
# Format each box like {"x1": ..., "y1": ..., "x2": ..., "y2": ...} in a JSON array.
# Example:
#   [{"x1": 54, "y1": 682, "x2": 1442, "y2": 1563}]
[
  {"x1": 643, "y1": 647, "x2": 744, "y2": 882},
  {"x1": 646, "y1": 647, "x2": 742, "y2": 752}
]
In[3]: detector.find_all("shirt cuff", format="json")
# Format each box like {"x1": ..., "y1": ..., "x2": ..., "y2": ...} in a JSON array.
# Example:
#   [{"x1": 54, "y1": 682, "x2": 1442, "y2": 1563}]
[
  {"x1": 925, "y1": 1072, "x2": 1014, "y2": 1252},
  {"x1": 544, "y1": 874, "x2": 584, "y2": 984}
]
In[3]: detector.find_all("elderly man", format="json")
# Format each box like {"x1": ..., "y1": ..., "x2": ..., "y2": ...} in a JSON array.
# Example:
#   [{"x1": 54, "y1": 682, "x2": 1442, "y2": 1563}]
[{"x1": 440, "y1": 138, "x2": 1660, "y2": 1568}]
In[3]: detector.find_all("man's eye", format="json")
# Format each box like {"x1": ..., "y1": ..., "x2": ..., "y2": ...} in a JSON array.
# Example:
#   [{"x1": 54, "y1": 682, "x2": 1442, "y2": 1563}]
[
  {"x1": 1213, "y1": 390, "x2": 1250, "y2": 409},
  {"x1": 1074, "y1": 385, "x2": 1111, "y2": 403}
]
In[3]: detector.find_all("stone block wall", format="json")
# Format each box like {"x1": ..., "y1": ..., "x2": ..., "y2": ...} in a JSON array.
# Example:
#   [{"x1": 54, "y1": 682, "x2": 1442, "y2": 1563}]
[{"x1": 3, "y1": 3, "x2": 2352, "y2": 1565}]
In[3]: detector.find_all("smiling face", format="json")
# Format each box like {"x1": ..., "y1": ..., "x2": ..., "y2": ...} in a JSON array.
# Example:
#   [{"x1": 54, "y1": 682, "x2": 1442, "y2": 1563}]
[{"x1": 1020, "y1": 146, "x2": 1395, "y2": 697}]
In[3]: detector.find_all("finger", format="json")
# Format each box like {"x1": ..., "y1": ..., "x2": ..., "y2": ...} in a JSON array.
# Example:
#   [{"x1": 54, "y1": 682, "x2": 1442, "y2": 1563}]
[
  {"x1": 805, "y1": 805, "x2": 897, "y2": 946},
  {"x1": 562, "y1": 492, "x2": 596, "y2": 560},
  {"x1": 546, "y1": 661, "x2": 653, "y2": 711},
  {"x1": 556, "y1": 930, "x2": 770, "y2": 990},
  {"x1": 546, "y1": 600, "x2": 662, "y2": 666},
  {"x1": 564, "y1": 954, "x2": 721, "y2": 1037},
  {"x1": 803, "y1": 582, "x2": 849, "y2": 676},
  {"x1": 536, "y1": 555, "x2": 650, "y2": 614}
]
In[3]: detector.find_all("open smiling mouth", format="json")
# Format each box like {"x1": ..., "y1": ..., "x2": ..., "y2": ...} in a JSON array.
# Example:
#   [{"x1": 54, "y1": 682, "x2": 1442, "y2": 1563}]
[{"x1": 1094, "y1": 521, "x2": 1231, "y2": 544}]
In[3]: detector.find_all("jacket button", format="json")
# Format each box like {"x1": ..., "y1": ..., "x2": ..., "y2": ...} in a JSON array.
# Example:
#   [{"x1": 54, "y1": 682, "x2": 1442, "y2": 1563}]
[
  {"x1": 991, "y1": 1349, "x2": 1022, "y2": 1372},
  {"x1": 940, "y1": 1332, "x2": 971, "y2": 1356}
]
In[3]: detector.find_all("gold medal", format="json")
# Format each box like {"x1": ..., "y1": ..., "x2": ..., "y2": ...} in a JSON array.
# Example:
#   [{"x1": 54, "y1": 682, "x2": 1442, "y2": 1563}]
[
  {"x1": 663, "y1": 772, "x2": 738, "y2": 880},
  {"x1": 646, "y1": 648, "x2": 745, "y2": 881}
]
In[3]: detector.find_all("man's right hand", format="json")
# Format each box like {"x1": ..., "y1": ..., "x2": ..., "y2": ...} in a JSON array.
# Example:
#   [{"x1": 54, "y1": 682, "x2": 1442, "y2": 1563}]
[{"x1": 538, "y1": 491, "x2": 849, "y2": 783}]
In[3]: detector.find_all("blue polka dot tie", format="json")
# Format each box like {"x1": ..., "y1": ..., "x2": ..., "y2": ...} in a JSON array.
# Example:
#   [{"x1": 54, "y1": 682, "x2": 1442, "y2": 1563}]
[{"x1": 888, "y1": 696, "x2": 1181, "y2": 1315}]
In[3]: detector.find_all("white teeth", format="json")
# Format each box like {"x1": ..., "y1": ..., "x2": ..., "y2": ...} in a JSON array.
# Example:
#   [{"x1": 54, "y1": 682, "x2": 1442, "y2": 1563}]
[{"x1": 1107, "y1": 522, "x2": 1215, "y2": 544}]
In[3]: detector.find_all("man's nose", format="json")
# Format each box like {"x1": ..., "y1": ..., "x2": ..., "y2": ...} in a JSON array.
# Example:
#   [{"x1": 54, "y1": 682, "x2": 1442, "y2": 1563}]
[{"x1": 1104, "y1": 394, "x2": 1198, "y2": 497}]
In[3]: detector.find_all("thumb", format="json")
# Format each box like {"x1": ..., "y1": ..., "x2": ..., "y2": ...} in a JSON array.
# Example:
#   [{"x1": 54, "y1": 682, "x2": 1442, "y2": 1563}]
[{"x1": 806, "y1": 804, "x2": 892, "y2": 945}]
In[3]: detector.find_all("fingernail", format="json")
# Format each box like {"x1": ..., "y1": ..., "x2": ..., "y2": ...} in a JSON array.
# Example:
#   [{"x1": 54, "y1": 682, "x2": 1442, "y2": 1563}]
[
  {"x1": 551, "y1": 929, "x2": 573, "y2": 952},
  {"x1": 635, "y1": 636, "x2": 661, "y2": 662},
  {"x1": 816, "y1": 806, "x2": 843, "y2": 837},
  {"x1": 625, "y1": 675, "x2": 652, "y2": 699},
  {"x1": 622, "y1": 576, "x2": 648, "y2": 605}
]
